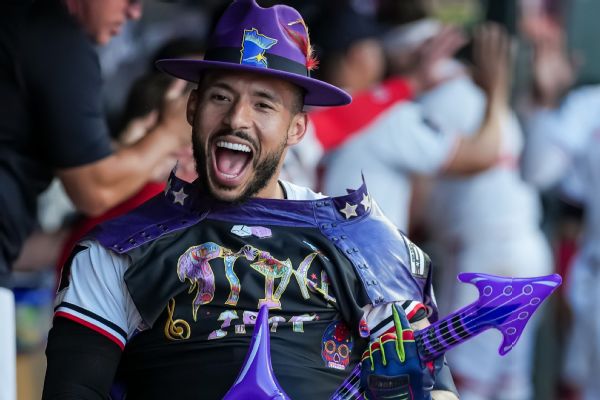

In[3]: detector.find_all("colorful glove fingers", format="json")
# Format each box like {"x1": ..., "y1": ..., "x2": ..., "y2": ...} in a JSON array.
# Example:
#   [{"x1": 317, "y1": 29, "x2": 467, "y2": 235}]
[{"x1": 360, "y1": 304, "x2": 435, "y2": 400}]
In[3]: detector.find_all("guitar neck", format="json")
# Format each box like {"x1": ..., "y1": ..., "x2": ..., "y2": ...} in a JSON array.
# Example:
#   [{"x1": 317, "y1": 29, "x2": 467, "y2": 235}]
[{"x1": 414, "y1": 304, "x2": 498, "y2": 362}]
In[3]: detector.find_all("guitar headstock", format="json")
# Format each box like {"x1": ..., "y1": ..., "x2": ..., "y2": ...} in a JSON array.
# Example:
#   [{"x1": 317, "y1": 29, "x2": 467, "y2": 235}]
[{"x1": 458, "y1": 272, "x2": 562, "y2": 355}]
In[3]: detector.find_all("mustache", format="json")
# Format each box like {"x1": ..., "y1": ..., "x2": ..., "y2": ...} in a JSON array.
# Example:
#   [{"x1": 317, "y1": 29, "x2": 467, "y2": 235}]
[{"x1": 213, "y1": 129, "x2": 258, "y2": 153}]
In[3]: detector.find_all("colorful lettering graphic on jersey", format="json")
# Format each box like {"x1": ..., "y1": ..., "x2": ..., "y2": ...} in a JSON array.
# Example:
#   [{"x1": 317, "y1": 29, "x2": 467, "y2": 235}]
[
  {"x1": 289, "y1": 313, "x2": 317, "y2": 333},
  {"x1": 223, "y1": 254, "x2": 241, "y2": 306},
  {"x1": 322, "y1": 321, "x2": 353, "y2": 370},
  {"x1": 203, "y1": 311, "x2": 319, "y2": 340},
  {"x1": 208, "y1": 310, "x2": 239, "y2": 340},
  {"x1": 246, "y1": 247, "x2": 293, "y2": 309},
  {"x1": 177, "y1": 242, "x2": 336, "y2": 319},
  {"x1": 308, "y1": 270, "x2": 336, "y2": 304},
  {"x1": 178, "y1": 242, "x2": 222, "y2": 320}
]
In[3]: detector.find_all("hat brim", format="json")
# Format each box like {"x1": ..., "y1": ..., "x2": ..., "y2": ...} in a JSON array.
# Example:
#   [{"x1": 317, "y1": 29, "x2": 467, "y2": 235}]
[{"x1": 156, "y1": 59, "x2": 351, "y2": 107}]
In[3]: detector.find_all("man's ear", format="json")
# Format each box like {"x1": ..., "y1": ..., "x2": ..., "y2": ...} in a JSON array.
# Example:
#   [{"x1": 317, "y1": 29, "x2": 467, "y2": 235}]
[
  {"x1": 186, "y1": 89, "x2": 198, "y2": 126},
  {"x1": 287, "y1": 112, "x2": 308, "y2": 146}
]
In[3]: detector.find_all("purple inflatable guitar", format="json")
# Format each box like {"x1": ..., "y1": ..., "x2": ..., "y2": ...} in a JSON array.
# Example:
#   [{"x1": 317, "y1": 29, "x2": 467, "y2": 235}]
[
  {"x1": 222, "y1": 273, "x2": 561, "y2": 400},
  {"x1": 332, "y1": 272, "x2": 562, "y2": 399}
]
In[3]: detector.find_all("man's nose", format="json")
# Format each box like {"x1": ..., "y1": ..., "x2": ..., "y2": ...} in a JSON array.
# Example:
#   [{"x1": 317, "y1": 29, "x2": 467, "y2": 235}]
[
  {"x1": 225, "y1": 100, "x2": 252, "y2": 131},
  {"x1": 126, "y1": 1, "x2": 143, "y2": 20}
]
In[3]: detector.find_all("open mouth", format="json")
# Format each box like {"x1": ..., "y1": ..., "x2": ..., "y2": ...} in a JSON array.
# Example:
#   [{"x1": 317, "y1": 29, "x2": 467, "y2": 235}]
[{"x1": 211, "y1": 139, "x2": 254, "y2": 186}]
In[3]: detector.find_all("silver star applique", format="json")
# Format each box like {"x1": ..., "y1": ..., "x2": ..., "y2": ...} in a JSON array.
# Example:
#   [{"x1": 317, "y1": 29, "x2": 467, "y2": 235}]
[
  {"x1": 339, "y1": 202, "x2": 358, "y2": 219},
  {"x1": 172, "y1": 187, "x2": 188, "y2": 206},
  {"x1": 360, "y1": 193, "x2": 371, "y2": 211}
]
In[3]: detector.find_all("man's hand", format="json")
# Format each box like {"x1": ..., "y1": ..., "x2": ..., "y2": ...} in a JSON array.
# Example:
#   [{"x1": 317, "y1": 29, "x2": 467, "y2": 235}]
[
  {"x1": 441, "y1": 22, "x2": 512, "y2": 176},
  {"x1": 360, "y1": 304, "x2": 439, "y2": 400},
  {"x1": 399, "y1": 26, "x2": 467, "y2": 95},
  {"x1": 529, "y1": 24, "x2": 575, "y2": 108},
  {"x1": 119, "y1": 110, "x2": 159, "y2": 146},
  {"x1": 57, "y1": 79, "x2": 193, "y2": 216},
  {"x1": 156, "y1": 79, "x2": 193, "y2": 148},
  {"x1": 472, "y1": 23, "x2": 512, "y2": 107}
]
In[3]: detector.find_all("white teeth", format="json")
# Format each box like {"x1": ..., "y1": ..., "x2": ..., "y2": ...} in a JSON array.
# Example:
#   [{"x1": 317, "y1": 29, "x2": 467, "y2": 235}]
[{"x1": 216, "y1": 141, "x2": 251, "y2": 153}]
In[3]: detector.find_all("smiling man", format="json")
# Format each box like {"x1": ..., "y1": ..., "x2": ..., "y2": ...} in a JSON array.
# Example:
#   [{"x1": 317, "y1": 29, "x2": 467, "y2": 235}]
[
  {"x1": 189, "y1": 71, "x2": 307, "y2": 203},
  {"x1": 42, "y1": 1, "x2": 458, "y2": 399}
]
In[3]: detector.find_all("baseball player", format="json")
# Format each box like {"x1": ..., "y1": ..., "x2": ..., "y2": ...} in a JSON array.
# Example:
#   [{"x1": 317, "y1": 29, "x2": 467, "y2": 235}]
[
  {"x1": 522, "y1": 24, "x2": 600, "y2": 399},
  {"x1": 320, "y1": 23, "x2": 509, "y2": 234},
  {"x1": 418, "y1": 65, "x2": 552, "y2": 400}
]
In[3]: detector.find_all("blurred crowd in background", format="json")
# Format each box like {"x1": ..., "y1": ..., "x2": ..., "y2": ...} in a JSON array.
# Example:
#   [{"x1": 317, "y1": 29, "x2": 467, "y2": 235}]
[{"x1": 2, "y1": 0, "x2": 600, "y2": 399}]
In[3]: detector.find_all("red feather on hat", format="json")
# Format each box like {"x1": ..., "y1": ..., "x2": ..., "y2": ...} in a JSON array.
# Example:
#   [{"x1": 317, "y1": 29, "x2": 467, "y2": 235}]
[{"x1": 284, "y1": 19, "x2": 319, "y2": 71}]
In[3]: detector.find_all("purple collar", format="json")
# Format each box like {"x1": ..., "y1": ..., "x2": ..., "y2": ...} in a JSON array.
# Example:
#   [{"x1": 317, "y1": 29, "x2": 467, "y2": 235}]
[
  {"x1": 93, "y1": 173, "x2": 373, "y2": 254},
  {"x1": 164, "y1": 173, "x2": 371, "y2": 226}
]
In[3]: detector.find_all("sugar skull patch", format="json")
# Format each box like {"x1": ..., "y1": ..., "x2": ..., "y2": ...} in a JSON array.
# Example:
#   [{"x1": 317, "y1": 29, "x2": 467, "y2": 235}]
[{"x1": 321, "y1": 321, "x2": 353, "y2": 370}]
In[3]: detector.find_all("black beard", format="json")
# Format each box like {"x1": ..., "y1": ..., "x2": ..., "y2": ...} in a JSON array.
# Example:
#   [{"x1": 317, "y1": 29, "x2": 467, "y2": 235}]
[{"x1": 192, "y1": 129, "x2": 286, "y2": 204}]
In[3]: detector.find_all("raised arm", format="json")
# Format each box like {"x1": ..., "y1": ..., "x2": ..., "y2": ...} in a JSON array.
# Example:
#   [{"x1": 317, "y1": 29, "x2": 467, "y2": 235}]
[
  {"x1": 520, "y1": 22, "x2": 587, "y2": 189},
  {"x1": 58, "y1": 82, "x2": 191, "y2": 216},
  {"x1": 442, "y1": 23, "x2": 511, "y2": 175}
]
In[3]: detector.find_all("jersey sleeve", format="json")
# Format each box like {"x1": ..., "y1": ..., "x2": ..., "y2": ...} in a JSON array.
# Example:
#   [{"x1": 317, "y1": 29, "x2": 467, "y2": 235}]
[
  {"x1": 367, "y1": 102, "x2": 460, "y2": 175},
  {"x1": 23, "y1": 13, "x2": 114, "y2": 168},
  {"x1": 418, "y1": 75, "x2": 487, "y2": 137},
  {"x1": 522, "y1": 86, "x2": 600, "y2": 189},
  {"x1": 547, "y1": 86, "x2": 600, "y2": 153},
  {"x1": 54, "y1": 240, "x2": 142, "y2": 350}
]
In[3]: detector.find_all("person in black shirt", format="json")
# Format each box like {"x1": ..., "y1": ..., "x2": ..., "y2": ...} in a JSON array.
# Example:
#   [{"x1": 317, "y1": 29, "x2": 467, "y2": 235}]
[{"x1": 0, "y1": 0, "x2": 191, "y2": 396}]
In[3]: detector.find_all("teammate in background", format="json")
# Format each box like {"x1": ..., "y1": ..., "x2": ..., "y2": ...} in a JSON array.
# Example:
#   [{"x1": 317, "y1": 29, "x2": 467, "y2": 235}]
[
  {"x1": 56, "y1": 71, "x2": 198, "y2": 277},
  {"x1": 317, "y1": 18, "x2": 509, "y2": 233},
  {"x1": 412, "y1": 20, "x2": 552, "y2": 400},
  {"x1": 43, "y1": 1, "x2": 459, "y2": 398},
  {"x1": 522, "y1": 16, "x2": 600, "y2": 400},
  {"x1": 280, "y1": 5, "x2": 386, "y2": 189}
]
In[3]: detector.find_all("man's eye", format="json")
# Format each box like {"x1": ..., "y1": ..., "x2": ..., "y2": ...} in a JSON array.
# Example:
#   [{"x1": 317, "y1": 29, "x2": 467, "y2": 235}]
[
  {"x1": 211, "y1": 94, "x2": 229, "y2": 102},
  {"x1": 257, "y1": 102, "x2": 272, "y2": 110}
]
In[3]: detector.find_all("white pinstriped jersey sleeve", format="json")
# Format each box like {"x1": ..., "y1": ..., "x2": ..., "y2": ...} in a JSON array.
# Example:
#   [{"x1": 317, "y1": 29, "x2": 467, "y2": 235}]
[{"x1": 54, "y1": 240, "x2": 142, "y2": 349}]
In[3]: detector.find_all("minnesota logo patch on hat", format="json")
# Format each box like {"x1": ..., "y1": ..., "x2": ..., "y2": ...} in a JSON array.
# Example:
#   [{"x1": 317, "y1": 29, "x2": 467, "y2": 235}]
[{"x1": 240, "y1": 28, "x2": 278, "y2": 68}]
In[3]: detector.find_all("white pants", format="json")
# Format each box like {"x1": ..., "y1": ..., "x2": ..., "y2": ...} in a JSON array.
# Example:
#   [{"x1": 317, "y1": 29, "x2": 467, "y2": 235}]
[
  {"x1": 563, "y1": 248, "x2": 600, "y2": 400},
  {"x1": 436, "y1": 229, "x2": 552, "y2": 400},
  {"x1": 0, "y1": 287, "x2": 16, "y2": 400}
]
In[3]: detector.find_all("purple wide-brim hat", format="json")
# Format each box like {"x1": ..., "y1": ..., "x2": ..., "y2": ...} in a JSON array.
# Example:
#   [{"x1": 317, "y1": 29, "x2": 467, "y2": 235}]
[{"x1": 156, "y1": 0, "x2": 351, "y2": 107}]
